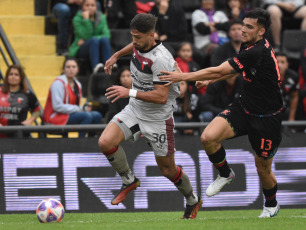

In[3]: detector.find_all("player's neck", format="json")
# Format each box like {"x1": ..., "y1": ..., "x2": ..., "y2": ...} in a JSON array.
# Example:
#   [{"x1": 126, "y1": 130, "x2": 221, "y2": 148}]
[
  {"x1": 141, "y1": 40, "x2": 157, "y2": 52},
  {"x1": 246, "y1": 37, "x2": 262, "y2": 47}
]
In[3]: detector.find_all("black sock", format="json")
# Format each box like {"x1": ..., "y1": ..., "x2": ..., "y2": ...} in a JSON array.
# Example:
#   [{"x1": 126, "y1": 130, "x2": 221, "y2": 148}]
[
  {"x1": 263, "y1": 184, "x2": 278, "y2": 207},
  {"x1": 208, "y1": 146, "x2": 231, "y2": 178}
]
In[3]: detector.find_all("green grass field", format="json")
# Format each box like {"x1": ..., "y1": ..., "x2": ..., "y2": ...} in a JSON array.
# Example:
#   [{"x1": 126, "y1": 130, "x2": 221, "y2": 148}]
[{"x1": 1, "y1": 209, "x2": 306, "y2": 230}]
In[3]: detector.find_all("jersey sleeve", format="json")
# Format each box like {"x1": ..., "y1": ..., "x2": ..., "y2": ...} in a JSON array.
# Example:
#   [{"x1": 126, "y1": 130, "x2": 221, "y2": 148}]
[
  {"x1": 27, "y1": 91, "x2": 40, "y2": 113},
  {"x1": 152, "y1": 56, "x2": 175, "y2": 85},
  {"x1": 228, "y1": 45, "x2": 262, "y2": 74}
]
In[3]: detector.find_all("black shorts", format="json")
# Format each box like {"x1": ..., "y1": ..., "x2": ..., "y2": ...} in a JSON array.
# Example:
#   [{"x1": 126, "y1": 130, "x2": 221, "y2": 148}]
[
  {"x1": 264, "y1": 4, "x2": 302, "y2": 17},
  {"x1": 218, "y1": 101, "x2": 283, "y2": 159}
]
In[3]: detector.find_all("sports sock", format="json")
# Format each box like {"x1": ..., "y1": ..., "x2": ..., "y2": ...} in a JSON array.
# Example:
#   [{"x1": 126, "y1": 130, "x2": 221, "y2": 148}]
[
  {"x1": 208, "y1": 145, "x2": 231, "y2": 178},
  {"x1": 102, "y1": 145, "x2": 135, "y2": 184},
  {"x1": 170, "y1": 166, "x2": 198, "y2": 205},
  {"x1": 263, "y1": 184, "x2": 278, "y2": 207}
]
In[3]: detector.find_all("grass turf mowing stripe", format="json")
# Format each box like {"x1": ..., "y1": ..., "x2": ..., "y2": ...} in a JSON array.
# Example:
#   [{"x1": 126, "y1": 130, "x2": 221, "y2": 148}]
[{"x1": 0, "y1": 209, "x2": 306, "y2": 230}]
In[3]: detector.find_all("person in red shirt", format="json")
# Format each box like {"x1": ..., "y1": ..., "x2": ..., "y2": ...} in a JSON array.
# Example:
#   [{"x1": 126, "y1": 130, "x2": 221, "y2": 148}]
[{"x1": 43, "y1": 58, "x2": 102, "y2": 137}]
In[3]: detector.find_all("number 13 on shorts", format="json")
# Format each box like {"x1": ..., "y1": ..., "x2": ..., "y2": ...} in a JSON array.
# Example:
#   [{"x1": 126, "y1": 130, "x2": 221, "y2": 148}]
[{"x1": 260, "y1": 138, "x2": 272, "y2": 158}]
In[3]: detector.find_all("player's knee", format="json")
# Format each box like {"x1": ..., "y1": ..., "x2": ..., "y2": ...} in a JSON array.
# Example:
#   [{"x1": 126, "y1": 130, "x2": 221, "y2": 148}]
[
  {"x1": 98, "y1": 135, "x2": 115, "y2": 153},
  {"x1": 159, "y1": 167, "x2": 175, "y2": 179},
  {"x1": 201, "y1": 130, "x2": 216, "y2": 147}
]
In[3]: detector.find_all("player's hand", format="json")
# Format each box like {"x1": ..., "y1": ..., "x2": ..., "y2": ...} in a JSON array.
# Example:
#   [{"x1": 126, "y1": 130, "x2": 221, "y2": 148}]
[
  {"x1": 195, "y1": 80, "x2": 212, "y2": 88},
  {"x1": 104, "y1": 55, "x2": 118, "y2": 75},
  {"x1": 159, "y1": 62, "x2": 183, "y2": 86},
  {"x1": 105, "y1": 85, "x2": 129, "y2": 103}
]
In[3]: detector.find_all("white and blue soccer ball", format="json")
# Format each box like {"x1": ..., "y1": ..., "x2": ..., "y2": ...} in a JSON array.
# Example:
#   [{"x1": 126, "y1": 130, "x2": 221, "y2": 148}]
[{"x1": 36, "y1": 198, "x2": 65, "y2": 223}]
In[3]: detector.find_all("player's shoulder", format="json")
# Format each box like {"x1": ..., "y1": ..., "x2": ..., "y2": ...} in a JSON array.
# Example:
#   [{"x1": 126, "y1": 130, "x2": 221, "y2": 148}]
[
  {"x1": 150, "y1": 43, "x2": 174, "y2": 62},
  {"x1": 241, "y1": 39, "x2": 266, "y2": 55}
]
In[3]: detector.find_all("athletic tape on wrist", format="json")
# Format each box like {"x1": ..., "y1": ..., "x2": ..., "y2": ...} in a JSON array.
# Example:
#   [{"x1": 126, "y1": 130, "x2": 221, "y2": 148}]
[{"x1": 129, "y1": 89, "x2": 137, "y2": 98}]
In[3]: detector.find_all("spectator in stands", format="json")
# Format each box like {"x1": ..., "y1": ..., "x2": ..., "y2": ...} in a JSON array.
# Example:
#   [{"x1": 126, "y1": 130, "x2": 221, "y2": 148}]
[
  {"x1": 175, "y1": 42, "x2": 200, "y2": 74},
  {"x1": 225, "y1": 0, "x2": 249, "y2": 21},
  {"x1": 173, "y1": 80, "x2": 199, "y2": 135},
  {"x1": 43, "y1": 58, "x2": 102, "y2": 138},
  {"x1": 68, "y1": 0, "x2": 111, "y2": 73},
  {"x1": 0, "y1": 65, "x2": 40, "y2": 138},
  {"x1": 52, "y1": 0, "x2": 83, "y2": 55},
  {"x1": 298, "y1": 46, "x2": 306, "y2": 121},
  {"x1": 197, "y1": 75, "x2": 243, "y2": 122},
  {"x1": 107, "y1": 66, "x2": 132, "y2": 122},
  {"x1": 191, "y1": 0, "x2": 229, "y2": 57},
  {"x1": 262, "y1": 0, "x2": 306, "y2": 52},
  {"x1": 105, "y1": 0, "x2": 137, "y2": 28},
  {"x1": 276, "y1": 52, "x2": 299, "y2": 121},
  {"x1": 211, "y1": 19, "x2": 243, "y2": 67},
  {"x1": 150, "y1": 0, "x2": 188, "y2": 56},
  {"x1": 299, "y1": 46, "x2": 306, "y2": 91},
  {"x1": 175, "y1": 42, "x2": 205, "y2": 95}
]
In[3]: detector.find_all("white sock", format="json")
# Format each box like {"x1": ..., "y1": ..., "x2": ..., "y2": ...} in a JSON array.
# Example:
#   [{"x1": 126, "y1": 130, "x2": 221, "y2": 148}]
[
  {"x1": 121, "y1": 169, "x2": 135, "y2": 185},
  {"x1": 186, "y1": 192, "x2": 198, "y2": 206}
]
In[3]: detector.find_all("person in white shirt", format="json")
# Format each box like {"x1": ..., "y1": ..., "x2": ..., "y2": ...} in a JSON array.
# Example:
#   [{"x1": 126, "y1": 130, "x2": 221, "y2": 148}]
[{"x1": 262, "y1": 0, "x2": 306, "y2": 51}]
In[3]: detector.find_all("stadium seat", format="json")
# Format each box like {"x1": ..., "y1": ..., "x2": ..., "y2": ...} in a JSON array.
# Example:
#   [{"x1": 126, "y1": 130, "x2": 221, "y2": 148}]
[
  {"x1": 178, "y1": 0, "x2": 201, "y2": 12},
  {"x1": 282, "y1": 30, "x2": 306, "y2": 59},
  {"x1": 110, "y1": 29, "x2": 133, "y2": 52},
  {"x1": 87, "y1": 72, "x2": 113, "y2": 116}
]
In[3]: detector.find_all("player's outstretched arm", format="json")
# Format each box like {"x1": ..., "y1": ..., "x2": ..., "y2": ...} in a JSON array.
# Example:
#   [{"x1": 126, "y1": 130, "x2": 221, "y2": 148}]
[
  {"x1": 104, "y1": 43, "x2": 134, "y2": 74},
  {"x1": 160, "y1": 61, "x2": 237, "y2": 84}
]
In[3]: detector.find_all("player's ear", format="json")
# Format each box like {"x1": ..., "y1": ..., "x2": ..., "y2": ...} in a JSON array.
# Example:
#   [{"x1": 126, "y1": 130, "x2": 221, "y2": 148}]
[
  {"x1": 258, "y1": 27, "x2": 265, "y2": 37},
  {"x1": 149, "y1": 31, "x2": 155, "y2": 38}
]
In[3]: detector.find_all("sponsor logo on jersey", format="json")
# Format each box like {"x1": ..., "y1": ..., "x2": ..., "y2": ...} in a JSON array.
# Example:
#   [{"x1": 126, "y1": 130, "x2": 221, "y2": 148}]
[
  {"x1": 17, "y1": 98, "x2": 24, "y2": 104},
  {"x1": 221, "y1": 109, "x2": 231, "y2": 115},
  {"x1": 233, "y1": 57, "x2": 244, "y2": 69}
]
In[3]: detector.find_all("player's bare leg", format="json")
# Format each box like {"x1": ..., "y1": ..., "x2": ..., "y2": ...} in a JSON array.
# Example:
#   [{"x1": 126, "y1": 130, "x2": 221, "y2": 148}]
[
  {"x1": 201, "y1": 117, "x2": 236, "y2": 196},
  {"x1": 98, "y1": 122, "x2": 140, "y2": 205},
  {"x1": 155, "y1": 154, "x2": 202, "y2": 219},
  {"x1": 255, "y1": 155, "x2": 280, "y2": 218}
]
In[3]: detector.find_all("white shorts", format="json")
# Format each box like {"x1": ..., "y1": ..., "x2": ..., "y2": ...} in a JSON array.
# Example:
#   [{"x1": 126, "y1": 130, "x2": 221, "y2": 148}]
[{"x1": 112, "y1": 104, "x2": 175, "y2": 157}]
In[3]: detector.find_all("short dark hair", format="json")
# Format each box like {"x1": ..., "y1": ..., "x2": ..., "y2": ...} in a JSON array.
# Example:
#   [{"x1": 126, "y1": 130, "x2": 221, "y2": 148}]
[
  {"x1": 275, "y1": 51, "x2": 288, "y2": 59},
  {"x1": 229, "y1": 19, "x2": 244, "y2": 29},
  {"x1": 130, "y1": 13, "x2": 158, "y2": 33},
  {"x1": 112, "y1": 66, "x2": 130, "y2": 86},
  {"x1": 244, "y1": 8, "x2": 271, "y2": 33}
]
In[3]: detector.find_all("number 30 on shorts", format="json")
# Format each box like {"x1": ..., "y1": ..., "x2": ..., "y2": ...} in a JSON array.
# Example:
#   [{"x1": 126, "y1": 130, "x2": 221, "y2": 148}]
[{"x1": 152, "y1": 133, "x2": 166, "y2": 143}]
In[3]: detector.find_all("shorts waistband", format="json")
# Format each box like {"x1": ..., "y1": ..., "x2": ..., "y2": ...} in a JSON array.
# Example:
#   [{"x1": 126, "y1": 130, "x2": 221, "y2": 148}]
[{"x1": 239, "y1": 101, "x2": 285, "y2": 117}]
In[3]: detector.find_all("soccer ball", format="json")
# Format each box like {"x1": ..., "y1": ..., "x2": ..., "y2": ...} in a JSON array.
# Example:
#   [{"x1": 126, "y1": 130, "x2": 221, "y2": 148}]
[{"x1": 36, "y1": 198, "x2": 65, "y2": 223}]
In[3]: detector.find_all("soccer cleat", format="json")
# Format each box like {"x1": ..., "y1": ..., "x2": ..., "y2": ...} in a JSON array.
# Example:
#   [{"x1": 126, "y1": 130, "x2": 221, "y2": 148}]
[
  {"x1": 181, "y1": 197, "x2": 203, "y2": 219},
  {"x1": 258, "y1": 202, "x2": 280, "y2": 218},
  {"x1": 206, "y1": 169, "x2": 235, "y2": 197},
  {"x1": 111, "y1": 178, "x2": 140, "y2": 205}
]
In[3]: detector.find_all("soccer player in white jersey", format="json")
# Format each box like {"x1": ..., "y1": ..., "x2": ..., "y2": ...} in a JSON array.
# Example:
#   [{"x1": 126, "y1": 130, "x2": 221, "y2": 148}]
[{"x1": 98, "y1": 13, "x2": 202, "y2": 219}]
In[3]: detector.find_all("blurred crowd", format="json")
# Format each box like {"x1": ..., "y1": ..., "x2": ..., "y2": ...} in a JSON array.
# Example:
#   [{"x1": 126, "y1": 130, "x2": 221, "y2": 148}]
[{"x1": 1, "y1": 0, "x2": 306, "y2": 138}]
